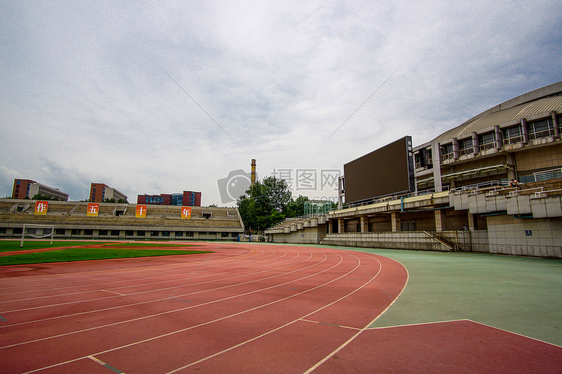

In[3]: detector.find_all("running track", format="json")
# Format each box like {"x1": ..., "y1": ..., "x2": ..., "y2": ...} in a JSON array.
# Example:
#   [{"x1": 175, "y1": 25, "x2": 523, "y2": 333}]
[{"x1": 0, "y1": 242, "x2": 560, "y2": 373}]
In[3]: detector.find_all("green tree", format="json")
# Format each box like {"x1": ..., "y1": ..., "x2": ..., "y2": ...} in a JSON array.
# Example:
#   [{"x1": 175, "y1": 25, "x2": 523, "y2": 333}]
[
  {"x1": 283, "y1": 195, "x2": 309, "y2": 218},
  {"x1": 32, "y1": 194, "x2": 55, "y2": 200},
  {"x1": 237, "y1": 176, "x2": 292, "y2": 233}
]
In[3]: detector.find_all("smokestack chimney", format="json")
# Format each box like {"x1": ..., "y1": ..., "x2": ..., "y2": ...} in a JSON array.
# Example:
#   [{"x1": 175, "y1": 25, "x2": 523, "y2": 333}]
[{"x1": 251, "y1": 159, "x2": 256, "y2": 186}]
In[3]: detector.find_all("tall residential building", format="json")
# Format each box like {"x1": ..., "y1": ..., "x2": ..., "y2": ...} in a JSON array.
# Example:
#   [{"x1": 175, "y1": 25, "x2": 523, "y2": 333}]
[
  {"x1": 89, "y1": 183, "x2": 128, "y2": 202},
  {"x1": 11, "y1": 179, "x2": 69, "y2": 201}
]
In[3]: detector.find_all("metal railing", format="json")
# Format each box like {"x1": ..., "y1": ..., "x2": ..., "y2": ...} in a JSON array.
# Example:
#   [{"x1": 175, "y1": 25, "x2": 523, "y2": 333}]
[{"x1": 528, "y1": 129, "x2": 555, "y2": 141}]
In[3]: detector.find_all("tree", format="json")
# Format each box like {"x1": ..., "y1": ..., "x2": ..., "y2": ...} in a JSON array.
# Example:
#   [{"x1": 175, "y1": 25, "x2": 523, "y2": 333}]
[
  {"x1": 237, "y1": 176, "x2": 292, "y2": 233},
  {"x1": 283, "y1": 195, "x2": 309, "y2": 218}
]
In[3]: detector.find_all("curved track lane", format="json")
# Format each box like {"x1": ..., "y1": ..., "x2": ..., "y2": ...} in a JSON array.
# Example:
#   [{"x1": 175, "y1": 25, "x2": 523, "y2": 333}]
[{"x1": 0, "y1": 242, "x2": 407, "y2": 373}]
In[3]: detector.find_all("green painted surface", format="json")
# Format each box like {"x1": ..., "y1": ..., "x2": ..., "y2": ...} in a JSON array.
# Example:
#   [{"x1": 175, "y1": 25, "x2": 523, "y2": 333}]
[{"x1": 336, "y1": 247, "x2": 562, "y2": 346}]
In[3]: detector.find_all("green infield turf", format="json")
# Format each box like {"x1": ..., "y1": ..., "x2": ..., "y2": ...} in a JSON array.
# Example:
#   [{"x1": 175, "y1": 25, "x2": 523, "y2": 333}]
[
  {"x1": 102, "y1": 243, "x2": 197, "y2": 248},
  {"x1": 0, "y1": 241, "x2": 111, "y2": 252},
  {"x1": 0, "y1": 241, "x2": 211, "y2": 265}
]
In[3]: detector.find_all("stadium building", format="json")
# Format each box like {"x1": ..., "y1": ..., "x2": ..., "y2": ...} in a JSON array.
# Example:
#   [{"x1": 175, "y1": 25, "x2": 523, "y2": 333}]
[
  {"x1": 11, "y1": 179, "x2": 69, "y2": 201},
  {"x1": 266, "y1": 82, "x2": 562, "y2": 258},
  {"x1": 0, "y1": 200, "x2": 244, "y2": 241}
]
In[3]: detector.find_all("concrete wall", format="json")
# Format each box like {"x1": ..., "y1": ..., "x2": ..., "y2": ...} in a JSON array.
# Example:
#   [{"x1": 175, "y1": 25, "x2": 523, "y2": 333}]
[
  {"x1": 269, "y1": 225, "x2": 327, "y2": 244},
  {"x1": 485, "y1": 216, "x2": 562, "y2": 257},
  {"x1": 320, "y1": 232, "x2": 455, "y2": 252}
]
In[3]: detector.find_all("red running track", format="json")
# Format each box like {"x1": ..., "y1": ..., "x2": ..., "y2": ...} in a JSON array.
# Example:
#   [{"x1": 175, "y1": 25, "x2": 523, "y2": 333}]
[
  {"x1": 1, "y1": 242, "x2": 560, "y2": 373},
  {"x1": 0, "y1": 242, "x2": 405, "y2": 373}
]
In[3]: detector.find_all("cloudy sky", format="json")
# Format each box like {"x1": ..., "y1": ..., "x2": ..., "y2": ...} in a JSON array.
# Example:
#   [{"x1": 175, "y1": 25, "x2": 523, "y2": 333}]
[{"x1": 1, "y1": 0, "x2": 561, "y2": 205}]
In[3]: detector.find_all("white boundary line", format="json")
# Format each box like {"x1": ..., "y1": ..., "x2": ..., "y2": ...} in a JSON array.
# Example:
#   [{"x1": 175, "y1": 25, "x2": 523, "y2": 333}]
[
  {"x1": 21, "y1": 252, "x2": 348, "y2": 373},
  {"x1": 4, "y1": 250, "x2": 333, "y2": 350},
  {"x1": 304, "y1": 252, "x2": 408, "y2": 373},
  {"x1": 0, "y1": 250, "x2": 317, "y2": 330},
  {"x1": 165, "y1": 252, "x2": 383, "y2": 373},
  {"x1": 0, "y1": 247, "x2": 300, "y2": 314}
]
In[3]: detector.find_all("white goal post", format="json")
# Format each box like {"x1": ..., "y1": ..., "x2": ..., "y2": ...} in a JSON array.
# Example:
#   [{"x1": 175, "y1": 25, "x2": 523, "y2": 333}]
[{"x1": 20, "y1": 224, "x2": 55, "y2": 248}]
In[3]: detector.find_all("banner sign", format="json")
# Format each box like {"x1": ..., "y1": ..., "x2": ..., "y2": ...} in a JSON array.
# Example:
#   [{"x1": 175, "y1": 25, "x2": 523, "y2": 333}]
[
  {"x1": 181, "y1": 206, "x2": 192, "y2": 219},
  {"x1": 135, "y1": 205, "x2": 147, "y2": 218},
  {"x1": 87, "y1": 203, "x2": 99, "y2": 217},
  {"x1": 34, "y1": 201, "x2": 48, "y2": 215}
]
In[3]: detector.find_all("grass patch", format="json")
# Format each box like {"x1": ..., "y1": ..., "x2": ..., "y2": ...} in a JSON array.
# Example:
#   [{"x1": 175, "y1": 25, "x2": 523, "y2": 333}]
[
  {"x1": 0, "y1": 247, "x2": 212, "y2": 266},
  {"x1": 0, "y1": 241, "x2": 111, "y2": 252},
  {"x1": 0, "y1": 240, "x2": 211, "y2": 265},
  {"x1": 104, "y1": 243, "x2": 197, "y2": 248}
]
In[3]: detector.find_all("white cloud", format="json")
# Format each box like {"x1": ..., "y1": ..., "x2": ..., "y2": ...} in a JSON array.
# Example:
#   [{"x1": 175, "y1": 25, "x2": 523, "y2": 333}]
[{"x1": 1, "y1": 0, "x2": 561, "y2": 204}]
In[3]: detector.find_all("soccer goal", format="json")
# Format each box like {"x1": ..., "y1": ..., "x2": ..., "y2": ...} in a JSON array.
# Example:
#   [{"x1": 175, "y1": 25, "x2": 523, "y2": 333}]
[{"x1": 20, "y1": 224, "x2": 55, "y2": 248}]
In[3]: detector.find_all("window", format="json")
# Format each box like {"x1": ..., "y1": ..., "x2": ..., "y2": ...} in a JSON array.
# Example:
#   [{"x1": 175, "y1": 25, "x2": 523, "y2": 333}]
[
  {"x1": 527, "y1": 118, "x2": 554, "y2": 140},
  {"x1": 415, "y1": 148, "x2": 433, "y2": 168},
  {"x1": 502, "y1": 126, "x2": 522, "y2": 145},
  {"x1": 459, "y1": 138, "x2": 473, "y2": 155},
  {"x1": 442, "y1": 143, "x2": 454, "y2": 161},
  {"x1": 478, "y1": 132, "x2": 496, "y2": 151},
  {"x1": 175, "y1": 231, "x2": 184, "y2": 237}
]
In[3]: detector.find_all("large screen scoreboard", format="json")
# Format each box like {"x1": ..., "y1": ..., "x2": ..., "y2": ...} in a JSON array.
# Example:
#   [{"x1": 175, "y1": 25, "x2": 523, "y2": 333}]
[{"x1": 343, "y1": 136, "x2": 415, "y2": 204}]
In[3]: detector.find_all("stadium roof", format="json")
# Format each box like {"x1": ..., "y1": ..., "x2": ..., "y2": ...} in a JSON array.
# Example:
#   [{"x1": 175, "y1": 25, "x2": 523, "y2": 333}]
[{"x1": 419, "y1": 81, "x2": 562, "y2": 147}]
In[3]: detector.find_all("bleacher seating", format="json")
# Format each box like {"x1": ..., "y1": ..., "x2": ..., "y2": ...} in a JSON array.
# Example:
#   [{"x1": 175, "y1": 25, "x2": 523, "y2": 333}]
[{"x1": 0, "y1": 200, "x2": 244, "y2": 240}]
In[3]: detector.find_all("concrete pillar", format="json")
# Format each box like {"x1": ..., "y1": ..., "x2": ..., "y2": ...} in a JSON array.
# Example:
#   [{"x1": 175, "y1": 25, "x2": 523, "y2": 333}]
[
  {"x1": 552, "y1": 111, "x2": 559, "y2": 137},
  {"x1": 327, "y1": 220, "x2": 333, "y2": 234},
  {"x1": 452, "y1": 138, "x2": 460, "y2": 160},
  {"x1": 521, "y1": 119, "x2": 529, "y2": 143},
  {"x1": 360, "y1": 215, "x2": 369, "y2": 233},
  {"x1": 472, "y1": 131, "x2": 479, "y2": 155},
  {"x1": 506, "y1": 153, "x2": 516, "y2": 180},
  {"x1": 435, "y1": 210, "x2": 444, "y2": 233},
  {"x1": 494, "y1": 125, "x2": 503, "y2": 149},
  {"x1": 431, "y1": 140, "x2": 443, "y2": 192},
  {"x1": 391, "y1": 212, "x2": 400, "y2": 232},
  {"x1": 338, "y1": 218, "x2": 344, "y2": 234},
  {"x1": 467, "y1": 212, "x2": 475, "y2": 231}
]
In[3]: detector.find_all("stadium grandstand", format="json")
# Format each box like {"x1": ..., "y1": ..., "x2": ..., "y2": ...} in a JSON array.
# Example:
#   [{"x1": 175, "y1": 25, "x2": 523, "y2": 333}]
[
  {"x1": 0, "y1": 200, "x2": 244, "y2": 241},
  {"x1": 266, "y1": 82, "x2": 562, "y2": 258}
]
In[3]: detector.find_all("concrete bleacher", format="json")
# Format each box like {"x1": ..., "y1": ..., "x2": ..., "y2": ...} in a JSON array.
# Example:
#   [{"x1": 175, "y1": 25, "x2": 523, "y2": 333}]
[{"x1": 0, "y1": 200, "x2": 245, "y2": 240}]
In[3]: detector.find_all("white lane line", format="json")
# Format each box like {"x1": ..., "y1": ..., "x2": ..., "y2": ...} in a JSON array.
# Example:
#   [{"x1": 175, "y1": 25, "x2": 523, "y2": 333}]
[
  {"x1": 21, "y1": 252, "x2": 343, "y2": 374},
  {"x1": 0, "y1": 245, "x2": 264, "y2": 296},
  {"x1": 0, "y1": 251, "x2": 314, "y2": 330},
  {"x1": 165, "y1": 254, "x2": 381, "y2": 373},
  {"x1": 0, "y1": 248, "x2": 301, "y2": 314},
  {"x1": 0, "y1": 247, "x2": 275, "y2": 300},
  {"x1": 304, "y1": 253, "x2": 408, "y2": 373},
  {"x1": 101, "y1": 290, "x2": 126, "y2": 296},
  {"x1": 2, "y1": 251, "x2": 330, "y2": 349}
]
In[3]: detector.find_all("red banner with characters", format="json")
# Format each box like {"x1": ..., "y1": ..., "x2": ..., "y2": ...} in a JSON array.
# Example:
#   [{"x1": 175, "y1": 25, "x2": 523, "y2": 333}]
[
  {"x1": 136, "y1": 205, "x2": 147, "y2": 218},
  {"x1": 87, "y1": 203, "x2": 99, "y2": 217},
  {"x1": 34, "y1": 201, "x2": 48, "y2": 215},
  {"x1": 181, "y1": 207, "x2": 192, "y2": 219}
]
